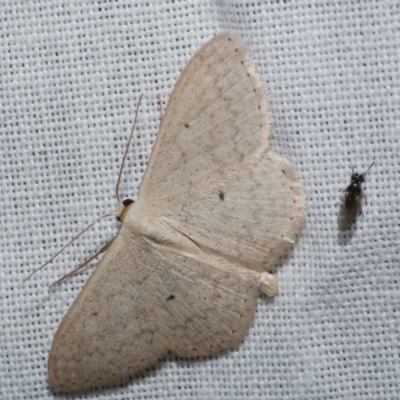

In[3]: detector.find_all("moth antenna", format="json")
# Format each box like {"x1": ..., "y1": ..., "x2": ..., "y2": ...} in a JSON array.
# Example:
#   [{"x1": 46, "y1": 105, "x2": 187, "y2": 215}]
[
  {"x1": 363, "y1": 161, "x2": 375, "y2": 176},
  {"x1": 115, "y1": 94, "x2": 144, "y2": 205},
  {"x1": 49, "y1": 237, "x2": 116, "y2": 287},
  {"x1": 24, "y1": 212, "x2": 116, "y2": 283},
  {"x1": 26, "y1": 95, "x2": 143, "y2": 284}
]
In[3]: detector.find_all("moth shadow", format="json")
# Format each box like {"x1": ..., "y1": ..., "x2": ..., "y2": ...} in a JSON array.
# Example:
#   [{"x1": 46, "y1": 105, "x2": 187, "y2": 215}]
[
  {"x1": 266, "y1": 231, "x2": 304, "y2": 275},
  {"x1": 49, "y1": 359, "x2": 168, "y2": 397},
  {"x1": 50, "y1": 346, "x2": 244, "y2": 397},
  {"x1": 169, "y1": 352, "x2": 223, "y2": 370}
]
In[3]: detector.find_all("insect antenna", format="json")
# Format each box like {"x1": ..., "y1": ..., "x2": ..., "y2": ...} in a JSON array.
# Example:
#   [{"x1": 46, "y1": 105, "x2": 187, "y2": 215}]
[
  {"x1": 25, "y1": 95, "x2": 144, "y2": 283},
  {"x1": 363, "y1": 161, "x2": 375, "y2": 177},
  {"x1": 115, "y1": 93, "x2": 143, "y2": 205},
  {"x1": 24, "y1": 212, "x2": 116, "y2": 283}
]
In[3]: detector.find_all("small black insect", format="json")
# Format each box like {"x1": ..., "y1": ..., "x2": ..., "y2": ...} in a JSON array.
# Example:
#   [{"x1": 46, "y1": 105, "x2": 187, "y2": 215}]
[{"x1": 337, "y1": 162, "x2": 374, "y2": 231}]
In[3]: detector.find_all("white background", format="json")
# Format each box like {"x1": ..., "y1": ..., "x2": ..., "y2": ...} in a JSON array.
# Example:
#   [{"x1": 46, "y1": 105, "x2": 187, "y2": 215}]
[{"x1": 1, "y1": 1, "x2": 399, "y2": 399}]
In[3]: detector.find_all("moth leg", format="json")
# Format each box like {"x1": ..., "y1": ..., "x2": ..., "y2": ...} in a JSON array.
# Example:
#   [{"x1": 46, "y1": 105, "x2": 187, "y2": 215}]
[{"x1": 50, "y1": 237, "x2": 116, "y2": 287}]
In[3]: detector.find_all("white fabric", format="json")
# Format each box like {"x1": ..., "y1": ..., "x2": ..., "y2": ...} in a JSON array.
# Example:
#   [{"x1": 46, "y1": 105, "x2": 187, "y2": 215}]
[{"x1": 1, "y1": 1, "x2": 399, "y2": 399}]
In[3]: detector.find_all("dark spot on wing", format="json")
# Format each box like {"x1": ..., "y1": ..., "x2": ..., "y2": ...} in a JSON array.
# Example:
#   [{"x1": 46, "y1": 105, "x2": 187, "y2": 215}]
[
  {"x1": 166, "y1": 294, "x2": 175, "y2": 301},
  {"x1": 219, "y1": 191, "x2": 225, "y2": 201}
]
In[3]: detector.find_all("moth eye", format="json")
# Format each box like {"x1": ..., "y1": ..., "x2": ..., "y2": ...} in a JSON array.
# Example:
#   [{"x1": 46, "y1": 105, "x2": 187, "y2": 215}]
[{"x1": 122, "y1": 199, "x2": 134, "y2": 206}]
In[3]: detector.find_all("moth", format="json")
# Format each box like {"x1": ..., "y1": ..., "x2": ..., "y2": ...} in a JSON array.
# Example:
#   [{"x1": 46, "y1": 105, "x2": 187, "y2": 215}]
[
  {"x1": 337, "y1": 162, "x2": 374, "y2": 231},
  {"x1": 41, "y1": 33, "x2": 304, "y2": 391}
]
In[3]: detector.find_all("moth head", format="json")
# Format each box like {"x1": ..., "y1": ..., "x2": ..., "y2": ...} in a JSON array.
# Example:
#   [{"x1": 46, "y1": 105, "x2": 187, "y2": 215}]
[{"x1": 116, "y1": 198, "x2": 135, "y2": 222}]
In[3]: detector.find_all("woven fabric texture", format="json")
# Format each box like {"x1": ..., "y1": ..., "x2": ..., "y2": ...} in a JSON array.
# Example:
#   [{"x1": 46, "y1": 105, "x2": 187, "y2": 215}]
[{"x1": 1, "y1": 1, "x2": 399, "y2": 399}]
